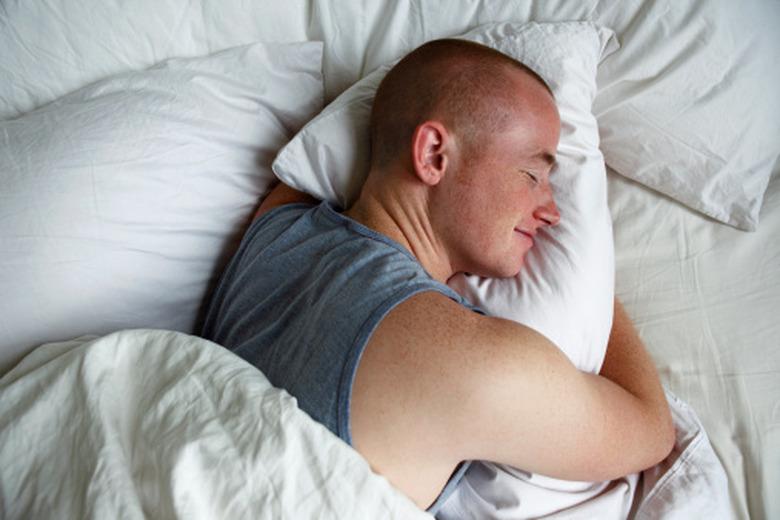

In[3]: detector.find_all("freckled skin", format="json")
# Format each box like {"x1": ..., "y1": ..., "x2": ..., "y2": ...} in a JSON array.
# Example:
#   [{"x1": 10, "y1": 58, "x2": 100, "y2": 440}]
[
  {"x1": 255, "y1": 42, "x2": 673, "y2": 512},
  {"x1": 429, "y1": 71, "x2": 561, "y2": 279},
  {"x1": 345, "y1": 70, "x2": 567, "y2": 508}
]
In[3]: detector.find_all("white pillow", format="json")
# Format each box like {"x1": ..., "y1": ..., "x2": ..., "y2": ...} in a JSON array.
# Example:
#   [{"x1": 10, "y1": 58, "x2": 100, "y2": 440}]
[
  {"x1": 593, "y1": 0, "x2": 780, "y2": 231},
  {"x1": 2, "y1": 2, "x2": 776, "y2": 231},
  {"x1": 273, "y1": 21, "x2": 617, "y2": 374},
  {"x1": 0, "y1": 42, "x2": 324, "y2": 375}
]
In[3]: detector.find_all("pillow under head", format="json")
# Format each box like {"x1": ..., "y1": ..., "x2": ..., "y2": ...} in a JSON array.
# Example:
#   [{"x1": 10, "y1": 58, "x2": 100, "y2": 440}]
[{"x1": 273, "y1": 21, "x2": 618, "y2": 374}]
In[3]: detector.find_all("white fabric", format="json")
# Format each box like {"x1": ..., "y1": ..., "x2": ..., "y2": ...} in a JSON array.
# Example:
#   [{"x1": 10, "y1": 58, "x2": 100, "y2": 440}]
[
  {"x1": 592, "y1": 0, "x2": 780, "y2": 231},
  {"x1": 274, "y1": 20, "x2": 617, "y2": 376},
  {"x1": 607, "y1": 162, "x2": 780, "y2": 520},
  {"x1": 0, "y1": 42, "x2": 324, "y2": 374},
  {"x1": 2, "y1": 1, "x2": 778, "y2": 229},
  {"x1": 1, "y1": 2, "x2": 777, "y2": 518},
  {"x1": 0, "y1": 329, "x2": 433, "y2": 520},
  {"x1": 437, "y1": 389, "x2": 731, "y2": 519},
  {"x1": 630, "y1": 392, "x2": 731, "y2": 519}
]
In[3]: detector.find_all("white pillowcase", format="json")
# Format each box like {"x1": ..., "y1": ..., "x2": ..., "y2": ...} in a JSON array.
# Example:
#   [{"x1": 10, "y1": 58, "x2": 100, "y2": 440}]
[
  {"x1": 273, "y1": 21, "x2": 617, "y2": 374},
  {"x1": 2, "y1": 2, "x2": 776, "y2": 232},
  {"x1": 593, "y1": 0, "x2": 780, "y2": 231},
  {"x1": 0, "y1": 42, "x2": 324, "y2": 374}
]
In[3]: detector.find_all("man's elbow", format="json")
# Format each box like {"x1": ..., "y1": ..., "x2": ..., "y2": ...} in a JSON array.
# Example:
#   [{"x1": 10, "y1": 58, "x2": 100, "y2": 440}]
[
  {"x1": 659, "y1": 412, "x2": 676, "y2": 460},
  {"x1": 646, "y1": 405, "x2": 676, "y2": 468}
]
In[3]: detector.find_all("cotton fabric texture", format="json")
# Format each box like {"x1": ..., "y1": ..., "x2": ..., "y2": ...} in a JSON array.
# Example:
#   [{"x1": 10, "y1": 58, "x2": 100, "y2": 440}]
[
  {"x1": 0, "y1": 42, "x2": 324, "y2": 374},
  {"x1": 0, "y1": 329, "x2": 433, "y2": 519},
  {"x1": 3, "y1": 1, "x2": 776, "y2": 229}
]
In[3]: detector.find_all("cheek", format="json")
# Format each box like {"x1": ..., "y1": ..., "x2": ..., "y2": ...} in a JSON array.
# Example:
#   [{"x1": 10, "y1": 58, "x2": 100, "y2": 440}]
[{"x1": 512, "y1": 187, "x2": 538, "y2": 217}]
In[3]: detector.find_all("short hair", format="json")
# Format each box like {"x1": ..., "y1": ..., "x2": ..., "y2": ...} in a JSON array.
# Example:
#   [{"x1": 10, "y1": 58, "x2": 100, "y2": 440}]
[{"x1": 368, "y1": 38, "x2": 553, "y2": 170}]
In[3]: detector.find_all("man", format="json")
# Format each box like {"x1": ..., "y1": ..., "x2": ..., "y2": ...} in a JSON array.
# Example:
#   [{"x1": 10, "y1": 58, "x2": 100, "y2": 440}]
[{"x1": 200, "y1": 39, "x2": 674, "y2": 514}]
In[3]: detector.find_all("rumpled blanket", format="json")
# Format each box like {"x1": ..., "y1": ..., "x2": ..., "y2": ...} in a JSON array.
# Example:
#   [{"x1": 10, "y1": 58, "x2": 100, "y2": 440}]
[
  {"x1": 0, "y1": 329, "x2": 730, "y2": 519},
  {"x1": 0, "y1": 329, "x2": 431, "y2": 520}
]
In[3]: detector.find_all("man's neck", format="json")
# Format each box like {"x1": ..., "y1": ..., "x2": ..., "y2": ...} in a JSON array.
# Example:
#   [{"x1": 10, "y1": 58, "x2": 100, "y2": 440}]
[{"x1": 343, "y1": 175, "x2": 454, "y2": 284}]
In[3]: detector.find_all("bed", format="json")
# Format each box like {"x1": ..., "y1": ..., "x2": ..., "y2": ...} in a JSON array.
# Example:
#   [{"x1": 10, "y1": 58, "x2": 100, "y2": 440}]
[{"x1": 1, "y1": 1, "x2": 778, "y2": 519}]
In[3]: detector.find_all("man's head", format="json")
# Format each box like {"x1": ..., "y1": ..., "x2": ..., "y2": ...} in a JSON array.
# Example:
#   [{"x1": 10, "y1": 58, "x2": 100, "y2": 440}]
[
  {"x1": 369, "y1": 39, "x2": 555, "y2": 172},
  {"x1": 366, "y1": 39, "x2": 561, "y2": 279}
]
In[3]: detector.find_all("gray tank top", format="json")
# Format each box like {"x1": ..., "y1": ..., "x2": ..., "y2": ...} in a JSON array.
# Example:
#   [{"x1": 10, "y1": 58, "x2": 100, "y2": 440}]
[{"x1": 200, "y1": 201, "x2": 482, "y2": 514}]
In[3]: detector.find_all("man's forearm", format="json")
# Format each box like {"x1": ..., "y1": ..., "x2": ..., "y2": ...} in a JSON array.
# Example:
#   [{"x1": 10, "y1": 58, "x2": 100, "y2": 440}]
[{"x1": 599, "y1": 299, "x2": 675, "y2": 456}]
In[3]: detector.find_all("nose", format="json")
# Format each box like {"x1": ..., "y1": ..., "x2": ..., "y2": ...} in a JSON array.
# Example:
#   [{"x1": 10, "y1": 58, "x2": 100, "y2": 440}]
[{"x1": 533, "y1": 188, "x2": 560, "y2": 227}]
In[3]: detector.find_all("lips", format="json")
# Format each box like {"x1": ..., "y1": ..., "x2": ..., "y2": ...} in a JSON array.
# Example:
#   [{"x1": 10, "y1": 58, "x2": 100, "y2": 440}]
[{"x1": 514, "y1": 228, "x2": 535, "y2": 246}]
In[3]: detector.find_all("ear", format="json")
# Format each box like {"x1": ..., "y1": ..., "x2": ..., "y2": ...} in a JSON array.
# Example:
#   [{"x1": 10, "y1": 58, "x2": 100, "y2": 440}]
[{"x1": 410, "y1": 121, "x2": 450, "y2": 186}]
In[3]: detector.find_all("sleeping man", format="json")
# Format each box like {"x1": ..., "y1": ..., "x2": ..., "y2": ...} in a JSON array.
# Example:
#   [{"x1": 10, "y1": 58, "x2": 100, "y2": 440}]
[{"x1": 199, "y1": 39, "x2": 674, "y2": 514}]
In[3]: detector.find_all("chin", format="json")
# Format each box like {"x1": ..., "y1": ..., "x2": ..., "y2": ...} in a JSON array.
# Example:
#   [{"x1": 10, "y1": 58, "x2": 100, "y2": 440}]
[
  {"x1": 505, "y1": 256, "x2": 528, "y2": 278},
  {"x1": 485, "y1": 259, "x2": 526, "y2": 279},
  {"x1": 505, "y1": 263, "x2": 525, "y2": 278},
  {"x1": 468, "y1": 250, "x2": 527, "y2": 279}
]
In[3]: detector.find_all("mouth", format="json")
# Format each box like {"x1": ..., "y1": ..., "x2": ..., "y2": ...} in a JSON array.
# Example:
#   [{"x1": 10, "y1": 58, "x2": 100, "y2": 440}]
[{"x1": 514, "y1": 228, "x2": 535, "y2": 247}]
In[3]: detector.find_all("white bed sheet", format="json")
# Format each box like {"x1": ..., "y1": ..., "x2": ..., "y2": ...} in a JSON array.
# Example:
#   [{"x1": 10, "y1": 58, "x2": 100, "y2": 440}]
[
  {"x1": 607, "y1": 162, "x2": 780, "y2": 519},
  {"x1": 438, "y1": 387, "x2": 730, "y2": 519},
  {"x1": 1, "y1": 1, "x2": 778, "y2": 518}
]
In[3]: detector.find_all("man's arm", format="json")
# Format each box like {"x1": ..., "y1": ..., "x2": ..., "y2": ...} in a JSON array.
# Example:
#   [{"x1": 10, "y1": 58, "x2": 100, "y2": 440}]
[
  {"x1": 455, "y1": 296, "x2": 675, "y2": 481},
  {"x1": 253, "y1": 180, "x2": 319, "y2": 221},
  {"x1": 597, "y1": 298, "x2": 675, "y2": 458},
  {"x1": 350, "y1": 292, "x2": 675, "y2": 508}
]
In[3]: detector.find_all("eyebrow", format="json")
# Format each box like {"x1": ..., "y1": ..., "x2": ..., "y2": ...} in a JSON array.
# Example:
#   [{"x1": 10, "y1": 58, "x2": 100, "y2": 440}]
[{"x1": 534, "y1": 151, "x2": 558, "y2": 169}]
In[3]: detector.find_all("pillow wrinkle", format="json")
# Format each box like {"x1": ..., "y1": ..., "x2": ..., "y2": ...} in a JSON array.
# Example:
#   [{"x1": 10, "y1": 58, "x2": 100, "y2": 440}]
[{"x1": 0, "y1": 41, "x2": 325, "y2": 375}]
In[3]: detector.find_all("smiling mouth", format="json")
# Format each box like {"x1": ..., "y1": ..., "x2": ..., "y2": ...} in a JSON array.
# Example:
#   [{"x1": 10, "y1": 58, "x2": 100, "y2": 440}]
[{"x1": 514, "y1": 228, "x2": 535, "y2": 246}]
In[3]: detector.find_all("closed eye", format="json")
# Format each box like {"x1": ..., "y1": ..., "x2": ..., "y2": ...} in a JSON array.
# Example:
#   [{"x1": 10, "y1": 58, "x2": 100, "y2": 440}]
[{"x1": 524, "y1": 171, "x2": 539, "y2": 184}]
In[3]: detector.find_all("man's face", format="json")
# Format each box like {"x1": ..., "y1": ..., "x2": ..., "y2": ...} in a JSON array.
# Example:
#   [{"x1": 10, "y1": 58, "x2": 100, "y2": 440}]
[{"x1": 433, "y1": 82, "x2": 561, "y2": 279}]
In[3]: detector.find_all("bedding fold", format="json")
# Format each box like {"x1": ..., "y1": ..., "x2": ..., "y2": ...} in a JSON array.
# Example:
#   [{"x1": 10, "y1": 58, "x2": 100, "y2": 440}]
[
  {"x1": 0, "y1": 329, "x2": 731, "y2": 519},
  {"x1": 0, "y1": 329, "x2": 432, "y2": 520},
  {"x1": 437, "y1": 389, "x2": 730, "y2": 519}
]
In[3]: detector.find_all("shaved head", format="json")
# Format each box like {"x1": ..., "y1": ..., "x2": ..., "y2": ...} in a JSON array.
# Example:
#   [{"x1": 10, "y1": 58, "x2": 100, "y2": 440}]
[{"x1": 369, "y1": 38, "x2": 554, "y2": 170}]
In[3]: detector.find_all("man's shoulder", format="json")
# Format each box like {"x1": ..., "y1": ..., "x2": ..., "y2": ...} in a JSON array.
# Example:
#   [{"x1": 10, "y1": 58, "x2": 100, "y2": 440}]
[
  {"x1": 379, "y1": 291, "x2": 519, "y2": 352},
  {"x1": 252, "y1": 182, "x2": 319, "y2": 221},
  {"x1": 383, "y1": 291, "x2": 486, "y2": 344},
  {"x1": 349, "y1": 290, "x2": 496, "y2": 506},
  {"x1": 349, "y1": 290, "x2": 559, "y2": 504},
  {"x1": 355, "y1": 290, "x2": 526, "y2": 407},
  {"x1": 250, "y1": 198, "x2": 318, "y2": 232},
  {"x1": 359, "y1": 288, "x2": 568, "y2": 428}
]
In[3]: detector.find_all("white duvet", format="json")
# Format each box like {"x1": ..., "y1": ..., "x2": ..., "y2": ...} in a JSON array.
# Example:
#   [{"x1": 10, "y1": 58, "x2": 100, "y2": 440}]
[
  {"x1": 1, "y1": 329, "x2": 732, "y2": 519},
  {"x1": 0, "y1": 330, "x2": 431, "y2": 520}
]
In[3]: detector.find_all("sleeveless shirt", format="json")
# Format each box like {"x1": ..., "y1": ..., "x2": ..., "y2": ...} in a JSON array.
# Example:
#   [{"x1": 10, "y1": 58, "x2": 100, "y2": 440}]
[{"x1": 199, "y1": 201, "x2": 483, "y2": 514}]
